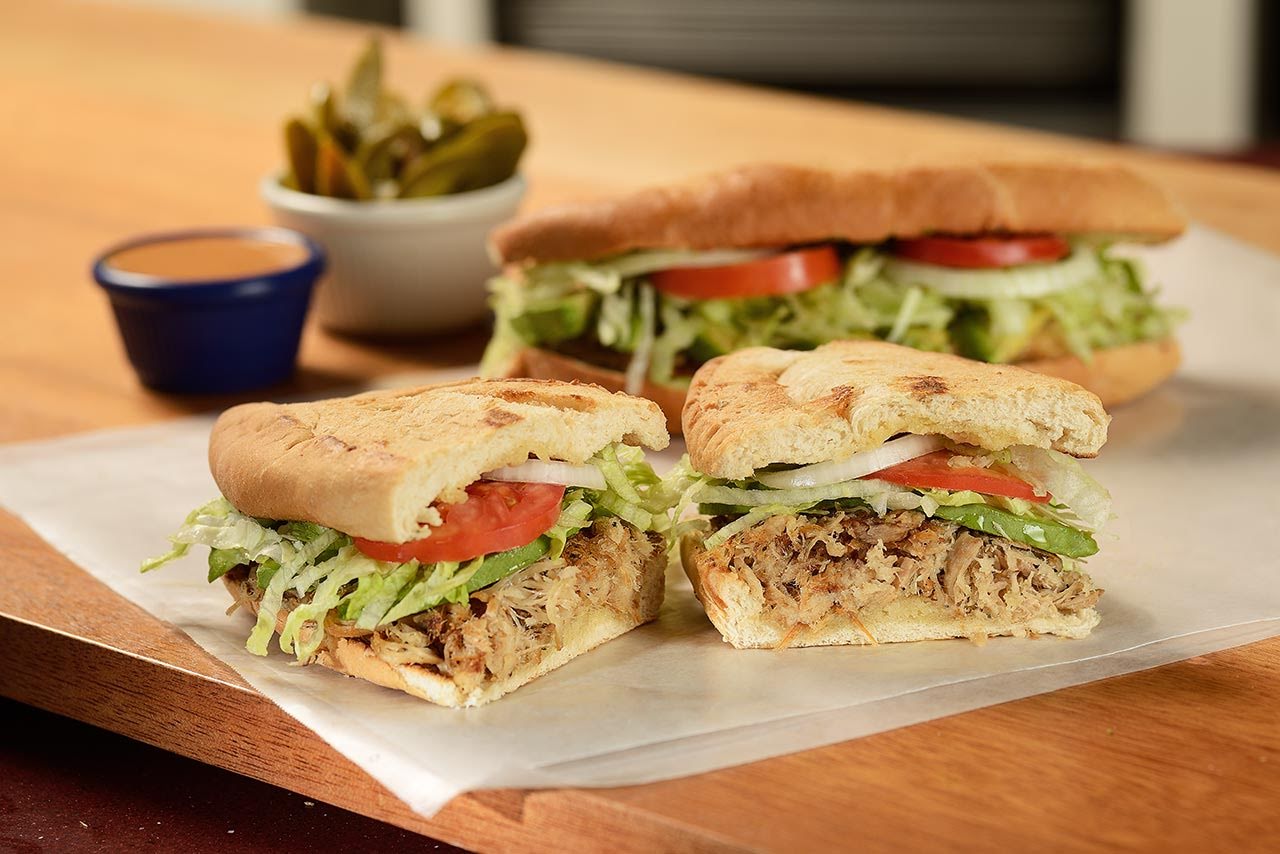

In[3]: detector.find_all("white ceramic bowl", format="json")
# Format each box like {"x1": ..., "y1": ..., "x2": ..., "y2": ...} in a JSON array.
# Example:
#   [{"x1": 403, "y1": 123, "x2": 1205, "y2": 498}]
[{"x1": 260, "y1": 173, "x2": 525, "y2": 335}]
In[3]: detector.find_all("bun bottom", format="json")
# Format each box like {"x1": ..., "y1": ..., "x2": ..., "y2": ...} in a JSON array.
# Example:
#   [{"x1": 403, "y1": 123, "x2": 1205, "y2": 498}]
[
  {"x1": 681, "y1": 534, "x2": 1098, "y2": 649},
  {"x1": 507, "y1": 338, "x2": 1179, "y2": 426},
  {"x1": 1017, "y1": 337, "x2": 1179, "y2": 407}
]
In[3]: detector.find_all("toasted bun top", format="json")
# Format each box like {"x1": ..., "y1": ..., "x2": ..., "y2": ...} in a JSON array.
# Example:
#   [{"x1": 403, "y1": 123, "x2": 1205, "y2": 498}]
[
  {"x1": 682, "y1": 341, "x2": 1108, "y2": 479},
  {"x1": 490, "y1": 161, "x2": 1185, "y2": 265},
  {"x1": 209, "y1": 378, "x2": 669, "y2": 543}
]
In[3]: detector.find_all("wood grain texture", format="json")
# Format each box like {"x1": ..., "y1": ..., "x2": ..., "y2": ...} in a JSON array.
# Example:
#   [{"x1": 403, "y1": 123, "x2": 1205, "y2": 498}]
[{"x1": 1, "y1": 2, "x2": 1279, "y2": 851}]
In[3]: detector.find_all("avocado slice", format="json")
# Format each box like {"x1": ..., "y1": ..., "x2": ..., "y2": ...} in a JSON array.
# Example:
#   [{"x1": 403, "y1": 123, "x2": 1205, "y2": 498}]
[
  {"x1": 932, "y1": 504, "x2": 1097, "y2": 558},
  {"x1": 208, "y1": 547, "x2": 249, "y2": 582},
  {"x1": 465, "y1": 537, "x2": 550, "y2": 593},
  {"x1": 951, "y1": 310, "x2": 1000, "y2": 361},
  {"x1": 950, "y1": 307, "x2": 1050, "y2": 363},
  {"x1": 510, "y1": 292, "x2": 593, "y2": 344},
  {"x1": 687, "y1": 324, "x2": 741, "y2": 363}
]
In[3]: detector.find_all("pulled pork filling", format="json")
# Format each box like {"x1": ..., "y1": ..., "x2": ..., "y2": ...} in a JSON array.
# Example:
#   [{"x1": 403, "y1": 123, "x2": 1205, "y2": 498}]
[
  {"x1": 225, "y1": 518, "x2": 664, "y2": 695},
  {"x1": 707, "y1": 509, "x2": 1102, "y2": 631}
]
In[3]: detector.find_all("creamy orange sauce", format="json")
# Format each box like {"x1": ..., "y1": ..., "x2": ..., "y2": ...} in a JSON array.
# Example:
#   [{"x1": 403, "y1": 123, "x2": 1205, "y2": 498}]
[{"x1": 107, "y1": 236, "x2": 309, "y2": 282}]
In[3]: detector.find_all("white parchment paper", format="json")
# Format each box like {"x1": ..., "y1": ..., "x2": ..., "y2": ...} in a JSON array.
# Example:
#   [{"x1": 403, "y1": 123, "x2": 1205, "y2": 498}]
[{"x1": 1, "y1": 226, "x2": 1278, "y2": 816}]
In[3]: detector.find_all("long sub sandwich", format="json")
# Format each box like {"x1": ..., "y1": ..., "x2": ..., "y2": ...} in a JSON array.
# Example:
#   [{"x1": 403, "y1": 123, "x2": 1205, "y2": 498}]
[{"x1": 483, "y1": 162, "x2": 1184, "y2": 431}]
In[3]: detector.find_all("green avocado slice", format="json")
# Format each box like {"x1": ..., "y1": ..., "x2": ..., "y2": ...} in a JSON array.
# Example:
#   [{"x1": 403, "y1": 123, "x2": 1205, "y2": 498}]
[
  {"x1": 208, "y1": 547, "x2": 248, "y2": 582},
  {"x1": 687, "y1": 324, "x2": 741, "y2": 363},
  {"x1": 933, "y1": 504, "x2": 1098, "y2": 558},
  {"x1": 510, "y1": 292, "x2": 593, "y2": 344},
  {"x1": 465, "y1": 537, "x2": 550, "y2": 593}
]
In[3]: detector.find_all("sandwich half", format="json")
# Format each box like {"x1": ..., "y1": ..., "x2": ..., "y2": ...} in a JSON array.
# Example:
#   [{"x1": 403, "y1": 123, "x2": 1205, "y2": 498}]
[
  {"x1": 482, "y1": 162, "x2": 1185, "y2": 431},
  {"x1": 144, "y1": 378, "x2": 674, "y2": 707},
  {"x1": 679, "y1": 340, "x2": 1112, "y2": 649}
]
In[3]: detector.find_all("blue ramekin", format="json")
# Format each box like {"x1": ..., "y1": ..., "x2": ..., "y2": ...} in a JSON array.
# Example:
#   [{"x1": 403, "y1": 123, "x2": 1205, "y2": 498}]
[{"x1": 93, "y1": 227, "x2": 325, "y2": 394}]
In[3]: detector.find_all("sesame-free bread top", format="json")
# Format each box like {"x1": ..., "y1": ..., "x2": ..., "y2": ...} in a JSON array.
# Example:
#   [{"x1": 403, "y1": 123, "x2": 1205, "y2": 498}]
[
  {"x1": 682, "y1": 341, "x2": 1108, "y2": 480},
  {"x1": 490, "y1": 161, "x2": 1186, "y2": 265},
  {"x1": 209, "y1": 378, "x2": 668, "y2": 543}
]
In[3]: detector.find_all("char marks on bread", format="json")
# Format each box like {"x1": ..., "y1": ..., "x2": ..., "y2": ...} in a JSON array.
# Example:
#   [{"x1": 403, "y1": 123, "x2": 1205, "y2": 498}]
[
  {"x1": 506, "y1": 347, "x2": 688, "y2": 434},
  {"x1": 209, "y1": 378, "x2": 668, "y2": 544},
  {"x1": 682, "y1": 340, "x2": 1109, "y2": 480},
  {"x1": 490, "y1": 161, "x2": 1186, "y2": 265}
]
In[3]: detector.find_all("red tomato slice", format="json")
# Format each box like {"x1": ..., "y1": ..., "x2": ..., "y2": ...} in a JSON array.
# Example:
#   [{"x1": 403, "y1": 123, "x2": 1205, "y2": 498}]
[
  {"x1": 650, "y1": 246, "x2": 841, "y2": 299},
  {"x1": 867, "y1": 452, "x2": 1048, "y2": 503},
  {"x1": 354, "y1": 481, "x2": 566, "y2": 563},
  {"x1": 892, "y1": 235, "x2": 1070, "y2": 269}
]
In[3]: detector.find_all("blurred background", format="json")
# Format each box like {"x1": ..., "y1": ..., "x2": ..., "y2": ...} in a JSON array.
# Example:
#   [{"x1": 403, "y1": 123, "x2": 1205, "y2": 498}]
[{"x1": 148, "y1": 0, "x2": 1275, "y2": 163}]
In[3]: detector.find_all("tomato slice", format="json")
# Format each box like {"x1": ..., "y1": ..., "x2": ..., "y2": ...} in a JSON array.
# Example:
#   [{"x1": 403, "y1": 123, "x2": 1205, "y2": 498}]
[
  {"x1": 892, "y1": 235, "x2": 1070, "y2": 269},
  {"x1": 354, "y1": 481, "x2": 566, "y2": 564},
  {"x1": 867, "y1": 452, "x2": 1048, "y2": 503},
  {"x1": 650, "y1": 246, "x2": 841, "y2": 299}
]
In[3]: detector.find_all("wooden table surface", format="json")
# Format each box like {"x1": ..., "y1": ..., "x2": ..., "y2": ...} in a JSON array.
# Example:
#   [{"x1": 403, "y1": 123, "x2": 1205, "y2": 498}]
[{"x1": 2, "y1": 3, "x2": 1278, "y2": 851}]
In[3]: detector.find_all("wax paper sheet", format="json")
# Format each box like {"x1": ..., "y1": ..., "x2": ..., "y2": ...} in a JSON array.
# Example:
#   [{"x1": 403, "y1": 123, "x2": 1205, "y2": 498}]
[{"x1": 2, "y1": 226, "x2": 1277, "y2": 816}]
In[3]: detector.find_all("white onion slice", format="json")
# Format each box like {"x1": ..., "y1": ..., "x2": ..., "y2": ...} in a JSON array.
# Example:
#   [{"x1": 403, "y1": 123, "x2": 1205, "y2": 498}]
[
  {"x1": 756, "y1": 435, "x2": 945, "y2": 489},
  {"x1": 646, "y1": 247, "x2": 776, "y2": 271},
  {"x1": 483, "y1": 460, "x2": 606, "y2": 490},
  {"x1": 883, "y1": 247, "x2": 1100, "y2": 300}
]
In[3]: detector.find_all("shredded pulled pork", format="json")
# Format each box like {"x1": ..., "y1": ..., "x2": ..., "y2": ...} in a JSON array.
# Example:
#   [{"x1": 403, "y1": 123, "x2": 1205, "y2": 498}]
[
  {"x1": 226, "y1": 518, "x2": 663, "y2": 695},
  {"x1": 709, "y1": 509, "x2": 1101, "y2": 632}
]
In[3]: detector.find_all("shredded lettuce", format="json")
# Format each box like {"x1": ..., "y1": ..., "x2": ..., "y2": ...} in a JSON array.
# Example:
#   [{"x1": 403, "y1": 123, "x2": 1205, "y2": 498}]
[
  {"x1": 280, "y1": 550, "x2": 381, "y2": 658},
  {"x1": 481, "y1": 244, "x2": 1182, "y2": 385},
  {"x1": 146, "y1": 503, "x2": 572, "y2": 661},
  {"x1": 650, "y1": 299, "x2": 699, "y2": 391},
  {"x1": 1006, "y1": 446, "x2": 1112, "y2": 531},
  {"x1": 247, "y1": 559, "x2": 301, "y2": 655},
  {"x1": 141, "y1": 498, "x2": 284, "y2": 572},
  {"x1": 587, "y1": 443, "x2": 680, "y2": 534},
  {"x1": 886, "y1": 285, "x2": 924, "y2": 344},
  {"x1": 348, "y1": 560, "x2": 420, "y2": 629},
  {"x1": 624, "y1": 283, "x2": 657, "y2": 395},
  {"x1": 377, "y1": 559, "x2": 470, "y2": 627},
  {"x1": 143, "y1": 443, "x2": 678, "y2": 661},
  {"x1": 548, "y1": 491, "x2": 593, "y2": 557},
  {"x1": 663, "y1": 454, "x2": 712, "y2": 548},
  {"x1": 597, "y1": 280, "x2": 641, "y2": 350}
]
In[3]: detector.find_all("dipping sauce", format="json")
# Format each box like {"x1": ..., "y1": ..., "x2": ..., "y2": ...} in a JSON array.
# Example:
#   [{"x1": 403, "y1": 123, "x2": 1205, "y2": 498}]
[
  {"x1": 105, "y1": 235, "x2": 311, "y2": 282},
  {"x1": 93, "y1": 227, "x2": 324, "y2": 393}
]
